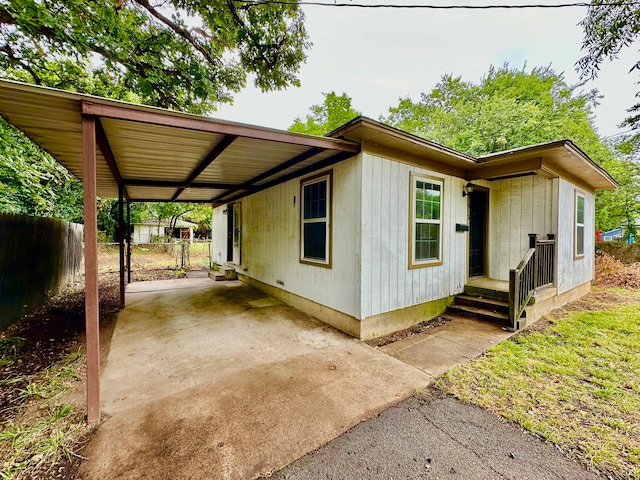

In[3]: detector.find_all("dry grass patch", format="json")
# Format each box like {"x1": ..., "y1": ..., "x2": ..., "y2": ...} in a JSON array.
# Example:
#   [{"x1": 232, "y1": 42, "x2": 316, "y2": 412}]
[{"x1": 437, "y1": 289, "x2": 640, "y2": 480}]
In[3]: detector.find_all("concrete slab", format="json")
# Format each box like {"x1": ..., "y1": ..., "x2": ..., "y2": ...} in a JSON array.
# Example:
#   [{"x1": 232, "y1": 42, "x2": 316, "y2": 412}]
[
  {"x1": 380, "y1": 316, "x2": 512, "y2": 377},
  {"x1": 79, "y1": 278, "x2": 431, "y2": 480}
]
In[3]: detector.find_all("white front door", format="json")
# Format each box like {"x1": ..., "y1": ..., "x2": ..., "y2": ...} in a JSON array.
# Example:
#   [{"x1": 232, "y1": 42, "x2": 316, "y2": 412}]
[{"x1": 232, "y1": 202, "x2": 241, "y2": 265}]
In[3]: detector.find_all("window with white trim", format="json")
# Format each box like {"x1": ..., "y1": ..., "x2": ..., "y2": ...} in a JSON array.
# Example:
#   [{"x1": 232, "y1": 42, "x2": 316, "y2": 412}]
[
  {"x1": 411, "y1": 174, "x2": 443, "y2": 267},
  {"x1": 575, "y1": 191, "x2": 585, "y2": 258},
  {"x1": 300, "y1": 172, "x2": 331, "y2": 266}
]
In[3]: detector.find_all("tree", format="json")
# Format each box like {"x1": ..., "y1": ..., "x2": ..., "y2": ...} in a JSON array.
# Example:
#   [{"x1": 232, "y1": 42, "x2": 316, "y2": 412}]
[
  {"x1": 0, "y1": 117, "x2": 84, "y2": 221},
  {"x1": 578, "y1": 1, "x2": 640, "y2": 131},
  {"x1": 1, "y1": 0, "x2": 308, "y2": 224},
  {"x1": 383, "y1": 64, "x2": 634, "y2": 231},
  {"x1": 596, "y1": 137, "x2": 640, "y2": 236},
  {"x1": 289, "y1": 91, "x2": 361, "y2": 135},
  {"x1": 0, "y1": 0, "x2": 310, "y2": 113}
]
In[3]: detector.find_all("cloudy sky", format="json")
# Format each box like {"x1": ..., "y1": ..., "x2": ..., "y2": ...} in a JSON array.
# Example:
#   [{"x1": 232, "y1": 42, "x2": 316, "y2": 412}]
[{"x1": 215, "y1": 0, "x2": 638, "y2": 139}]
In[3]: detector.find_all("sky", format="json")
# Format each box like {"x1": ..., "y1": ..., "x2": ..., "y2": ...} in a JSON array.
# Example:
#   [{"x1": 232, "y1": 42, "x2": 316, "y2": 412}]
[{"x1": 215, "y1": 0, "x2": 639, "y2": 139}]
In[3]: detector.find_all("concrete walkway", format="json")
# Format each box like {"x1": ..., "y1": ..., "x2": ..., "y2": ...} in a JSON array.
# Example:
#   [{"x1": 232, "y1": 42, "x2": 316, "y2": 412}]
[
  {"x1": 79, "y1": 278, "x2": 433, "y2": 480},
  {"x1": 379, "y1": 314, "x2": 513, "y2": 379}
]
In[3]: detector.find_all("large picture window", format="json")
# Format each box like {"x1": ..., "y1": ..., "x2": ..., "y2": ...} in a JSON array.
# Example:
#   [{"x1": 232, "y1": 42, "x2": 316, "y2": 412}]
[
  {"x1": 575, "y1": 191, "x2": 585, "y2": 258},
  {"x1": 410, "y1": 173, "x2": 443, "y2": 268},
  {"x1": 300, "y1": 172, "x2": 332, "y2": 266}
]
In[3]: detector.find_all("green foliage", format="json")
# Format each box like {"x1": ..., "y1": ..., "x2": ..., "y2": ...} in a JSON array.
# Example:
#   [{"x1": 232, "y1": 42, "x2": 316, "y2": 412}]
[
  {"x1": 289, "y1": 91, "x2": 361, "y2": 135},
  {"x1": 0, "y1": 0, "x2": 310, "y2": 114},
  {"x1": 384, "y1": 65, "x2": 608, "y2": 158},
  {"x1": 578, "y1": 1, "x2": 640, "y2": 132},
  {"x1": 596, "y1": 137, "x2": 640, "y2": 232},
  {"x1": 0, "y1": 118, "x2": 83, "y2": 221}
]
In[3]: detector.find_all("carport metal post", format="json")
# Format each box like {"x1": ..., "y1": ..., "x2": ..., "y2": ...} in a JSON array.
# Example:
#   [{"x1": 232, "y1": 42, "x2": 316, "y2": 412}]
[
  {"x1": 83, "y1": 115, "x2": 101, "y2": 424},
  {"x1": 118, "y1": 184, "x2": 125, "y2": 307},
  {"x1": 127, "y1": 201, "x2": 131, "y2": 284}
]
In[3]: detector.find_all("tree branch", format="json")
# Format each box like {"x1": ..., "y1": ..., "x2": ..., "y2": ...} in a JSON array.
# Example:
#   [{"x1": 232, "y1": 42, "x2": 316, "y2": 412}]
[{"x1": 132, "y1": 0, "x2": 221, "y2": 67}]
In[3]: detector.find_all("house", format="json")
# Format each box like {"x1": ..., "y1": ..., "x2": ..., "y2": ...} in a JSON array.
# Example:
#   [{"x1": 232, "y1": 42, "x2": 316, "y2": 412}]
[
  {"x1": 602, "y1": 228, "x2": 623, "y2": 242},
  {"x1": 603, "y1": 219, "x2": 640, "y2": 241},
  {"x1": 132, "y1": 219, "x2": 197, "y2": 244},
  {"x1": 212, "y1": 117, "x2": 617, "y2": 339},
  {"x1": 0, "y1": 80, "x2": 619, "y2": 421}
]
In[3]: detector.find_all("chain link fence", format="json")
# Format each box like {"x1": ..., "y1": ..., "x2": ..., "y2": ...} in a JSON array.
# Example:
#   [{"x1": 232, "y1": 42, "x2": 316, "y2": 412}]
[{"x1": 97, "y1": 241, "x2": 211, "y2": 273}]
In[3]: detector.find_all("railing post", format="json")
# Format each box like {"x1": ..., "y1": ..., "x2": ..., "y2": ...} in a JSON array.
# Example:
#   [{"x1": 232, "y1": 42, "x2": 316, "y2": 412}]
[
  {"x1": 509, "y1": 268, "x2": 518, "y2": 331},
  {"x1": 529, "y1": 233, "x2": 538, "y2": 288}
]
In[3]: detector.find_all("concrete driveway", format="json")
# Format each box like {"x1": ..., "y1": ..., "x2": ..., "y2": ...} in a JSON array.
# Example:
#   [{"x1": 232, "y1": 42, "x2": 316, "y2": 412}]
[{"x1": 79, "y1": 276, "x2": 431, "y2": 480}]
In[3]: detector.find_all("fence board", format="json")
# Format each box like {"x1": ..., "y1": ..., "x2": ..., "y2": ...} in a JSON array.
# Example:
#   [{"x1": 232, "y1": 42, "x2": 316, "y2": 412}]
[{"x1": 0, "y1": 213, "x2": 83, "y2": 330}]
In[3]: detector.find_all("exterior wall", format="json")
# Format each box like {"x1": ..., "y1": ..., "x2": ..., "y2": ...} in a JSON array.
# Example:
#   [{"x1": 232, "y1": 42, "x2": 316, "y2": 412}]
[
  {"x1": 359, "y1": 152, "x2": 468, "y2": 319},
  {"x1": 488, "y1": 176, "x2": 556, "y2": 281},
  {"x1": 212, "y1": 208, "x2": 227, "y2": 266},
  {"x1": 133, "y1": 225, "x2": 156, "y2": 244},
  {"x1": 213, "y1": 156, "x2": 362, "y2": 319},
  {"x1": 556, "y1": 178, "x2": 595, "y2": 294}
]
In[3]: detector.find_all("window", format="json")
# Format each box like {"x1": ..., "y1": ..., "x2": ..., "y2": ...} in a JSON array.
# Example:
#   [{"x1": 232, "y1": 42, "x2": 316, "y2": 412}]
[
  {"x1": 410, "y1": 173, "x2": 443, "y2": 267},
  {"x1": 300, "y1": 172, "x2": 331, "y2": 266},
  {"x1": 575, "y1": 191, "x2": 585, "y2": 258}
]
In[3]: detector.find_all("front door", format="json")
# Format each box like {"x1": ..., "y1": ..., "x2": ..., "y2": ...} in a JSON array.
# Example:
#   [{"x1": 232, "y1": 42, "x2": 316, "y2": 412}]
[
  {"x1": 469, "y1": 190, "x2": 487, "y2": 277},
  {"x1": 232, "y1": 202, "x2": 241, "y2": 265}
]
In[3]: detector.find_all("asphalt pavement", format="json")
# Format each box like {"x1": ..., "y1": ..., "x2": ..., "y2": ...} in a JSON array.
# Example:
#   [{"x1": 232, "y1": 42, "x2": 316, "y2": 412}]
[{"x1": 273, "y1": 390, "x2": 602, "y2": 480}]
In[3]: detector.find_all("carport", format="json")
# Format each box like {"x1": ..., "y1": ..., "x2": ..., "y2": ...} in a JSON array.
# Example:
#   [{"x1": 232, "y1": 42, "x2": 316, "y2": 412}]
[{"x1": 0, "y1": 79, "x2": 361, "y2": 423}]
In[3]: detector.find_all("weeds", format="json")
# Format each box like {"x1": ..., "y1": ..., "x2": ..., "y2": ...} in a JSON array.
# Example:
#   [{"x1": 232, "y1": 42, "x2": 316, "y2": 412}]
[{"x1": 0, "y1": 350, "x2": 86, "y2": 479}]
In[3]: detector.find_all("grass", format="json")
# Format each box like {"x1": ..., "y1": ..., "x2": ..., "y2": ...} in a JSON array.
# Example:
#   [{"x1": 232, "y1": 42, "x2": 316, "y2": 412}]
[
  {"x1": 437, "y1": 288, "x2": 640, "y2": 479},
  {"x1": 0, "y1": 348, "x2": 86, "y2": 480}
]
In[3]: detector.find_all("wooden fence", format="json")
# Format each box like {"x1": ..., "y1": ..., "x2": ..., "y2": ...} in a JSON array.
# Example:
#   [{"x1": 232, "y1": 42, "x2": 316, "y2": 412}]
[{"x1": 0, "y1": 213, "x2": 83, "y2": 330}]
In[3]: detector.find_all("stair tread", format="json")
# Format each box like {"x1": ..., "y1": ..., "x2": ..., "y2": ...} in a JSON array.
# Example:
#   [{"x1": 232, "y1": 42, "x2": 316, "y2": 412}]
[
  {"x1": 448, "y1": 304, "x2": 509, "y2": 320},
  {"x1": 455, "y1": 294, "x2": 508, "y2": 307}
]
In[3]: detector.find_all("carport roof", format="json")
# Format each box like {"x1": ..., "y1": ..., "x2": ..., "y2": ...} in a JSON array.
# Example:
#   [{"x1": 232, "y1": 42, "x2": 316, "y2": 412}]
[{"x1": 0, "y1": 79, "x2": 360, "y2": 205}]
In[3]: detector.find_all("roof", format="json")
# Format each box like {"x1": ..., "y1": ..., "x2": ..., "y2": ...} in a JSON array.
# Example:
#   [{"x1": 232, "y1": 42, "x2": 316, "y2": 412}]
[
  {"x1": 471, "y1": 140, "x2": 618, "y2": 191},
  {"x1": 0, "y1": 79, "x2": 359, "y2": 205},
  {"x1": 0, "y1": 80, "x2": 618, "y2": 202},
  {"x1": 134, "y1": 219, "x2": 197, "y2": 228},
  {"x1": 329, "y1": 116, "x2": 477, "y2": 170}
]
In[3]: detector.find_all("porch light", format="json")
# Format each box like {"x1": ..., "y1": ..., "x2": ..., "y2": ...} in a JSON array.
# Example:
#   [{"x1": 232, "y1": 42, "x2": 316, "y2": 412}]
[{"x1": 462, "y1": 182, "x2": 474, "y2": 197}]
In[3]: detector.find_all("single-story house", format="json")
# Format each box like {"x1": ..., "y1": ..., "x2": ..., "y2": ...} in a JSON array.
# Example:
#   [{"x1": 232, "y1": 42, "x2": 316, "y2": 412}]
[
  {"x1": 0, "y1": 79, "x2": 618, "y2": 421},
  {"x1": 602, "y1": 228, "x2": 623, "y2": 242},
  {"x1": 132, "y1": 219, "x2": 197, "y2": 243},
  {"x1": 212, "y1": 117, "x2": 618, "y2": 339}
]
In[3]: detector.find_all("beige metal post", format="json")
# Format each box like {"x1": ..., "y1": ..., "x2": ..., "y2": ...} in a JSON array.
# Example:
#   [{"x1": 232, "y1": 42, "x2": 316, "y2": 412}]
[{"x1": 82, "y1": 115, "x2": 101, "y2": 424}]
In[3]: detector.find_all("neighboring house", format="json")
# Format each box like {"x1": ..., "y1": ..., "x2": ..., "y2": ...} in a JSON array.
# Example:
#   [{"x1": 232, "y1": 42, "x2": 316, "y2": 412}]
[
  {"x1": 212, "y1": 117, "x2": 617, "y2": 340},
  {"x1": 132, "y1": 219, "x2": 197, "y2": 244},
  {"x1": 603, "y1": 219, "x2": 640, "y2": 241},
  {"x1": 602, "y1": 228, "x2": 623, "y2": 242}
]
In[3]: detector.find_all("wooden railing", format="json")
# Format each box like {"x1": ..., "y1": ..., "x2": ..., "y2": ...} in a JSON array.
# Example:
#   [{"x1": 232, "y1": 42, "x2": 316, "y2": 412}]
[{"x1": 508, "y1": 234, "x2": 556, "y2": 331}]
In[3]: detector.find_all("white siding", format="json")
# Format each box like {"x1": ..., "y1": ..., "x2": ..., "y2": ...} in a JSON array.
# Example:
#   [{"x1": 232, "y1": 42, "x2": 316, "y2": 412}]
[
  {"x1": 212, "y1": 207, "x2": 227, "y2": 265},
  {"x1": 488, "y1": 176, "x2": 555, "y2": 281},
  {"x1": 556, "y1": 178, "x2": 595, "y2": 293},
  {"x1": 360, "y1": 153, "x2": 467, "y2": 318},
  {"x1": 213, "y1": 156, "x2": 362, "y2": 318}
]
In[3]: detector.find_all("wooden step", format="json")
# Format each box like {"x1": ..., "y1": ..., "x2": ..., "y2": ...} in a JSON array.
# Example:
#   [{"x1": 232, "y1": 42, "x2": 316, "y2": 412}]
[
  {"x1": 454, "y1": 294, "x2": 509, "y2": 314},
  {"x1": 463, "y1": 285, "x2": 509, "y2": 302},
  {"x1": 447, "y1": 304, "x2": 510, "y2": 324}
]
